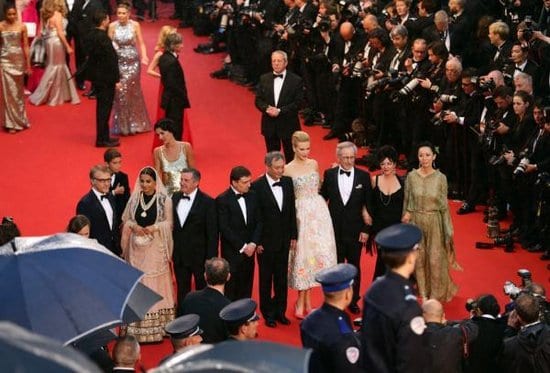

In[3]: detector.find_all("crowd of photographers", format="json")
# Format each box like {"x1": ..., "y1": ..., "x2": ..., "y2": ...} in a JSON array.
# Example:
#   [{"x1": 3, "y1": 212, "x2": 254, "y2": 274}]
[{"x1": 189, "y1": 0, "x2": 550, "y2": 259}]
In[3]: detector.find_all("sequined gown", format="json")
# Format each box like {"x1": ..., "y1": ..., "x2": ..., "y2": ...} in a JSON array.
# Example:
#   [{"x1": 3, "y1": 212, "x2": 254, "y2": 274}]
[
  {"x1": 0, "y1": 30, "x2": 30, "y2": 131},
  {"x1": 159, "y1": 144, "x2": 188, "y2": 195},
  {"x1": 403, "y1": 169, "x2": 461, "y2": 302},
  {"x1": 288, "y1": 172, "x2": 337, "y2": 290},
  {"x1": 111, "y1": 21, "x2": 151, "y2": 135},
  {"x1": 28, "y1": 19, "x2": 80, "y2": 106}
]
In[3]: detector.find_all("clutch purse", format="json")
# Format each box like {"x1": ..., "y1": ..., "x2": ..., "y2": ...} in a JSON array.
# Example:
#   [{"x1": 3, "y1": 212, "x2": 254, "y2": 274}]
[{"x1": 30, "y1": 35, "x2": 46, "y2": 67}]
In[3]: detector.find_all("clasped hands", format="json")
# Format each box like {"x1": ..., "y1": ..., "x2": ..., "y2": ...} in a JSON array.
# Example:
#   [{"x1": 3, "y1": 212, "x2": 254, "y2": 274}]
[
  {"x1": 132, "y1": 224, "x2": 157, "y2": 236},
  {"x1": 266, "y1": 105, "x2": 281, "y2": 117}
]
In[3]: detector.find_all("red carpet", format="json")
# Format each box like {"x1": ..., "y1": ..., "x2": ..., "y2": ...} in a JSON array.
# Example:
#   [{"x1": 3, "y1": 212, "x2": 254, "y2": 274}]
[{"x1": 0, "y1": 12, "x2": 548, "y2": 369}]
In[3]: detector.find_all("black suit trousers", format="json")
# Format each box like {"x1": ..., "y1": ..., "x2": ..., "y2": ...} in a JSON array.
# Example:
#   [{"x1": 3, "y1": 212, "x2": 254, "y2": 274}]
[
  {"x1": 257, "y1": 247, "x2": 289, "y2": 319},
  {"x1": 175, "y1": 263, "x2": 207, "y2": 316},
  {"x1": 264, "y1": 136, "x2": 293, "y2": 165},
  {"x1": 224, "y1": 256, "x2": 254, "y2": 301},
  {"x1": 336, "y1": 239, "x2": 362, "y2": 304},
  {"x1": 95, "y1": 82, "x2": 115, "y2": 142},
  {"x1": 165, "y1": 102, "x2": 184, "y2": 141}
]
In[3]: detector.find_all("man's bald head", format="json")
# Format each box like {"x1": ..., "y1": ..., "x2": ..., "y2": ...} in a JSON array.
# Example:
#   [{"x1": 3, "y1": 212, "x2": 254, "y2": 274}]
[
  {"x1": 422, "y1": 299, "x2": 444, "y2": 323},
  {"x1": 340, "y1": 22, "x2": 355, "y2": 41}
]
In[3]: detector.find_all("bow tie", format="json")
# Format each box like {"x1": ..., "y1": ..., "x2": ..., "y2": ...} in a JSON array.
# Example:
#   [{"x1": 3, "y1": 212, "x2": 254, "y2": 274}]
[
  {"x1": 273, "y1": 73, "x2": 283, "y2": 79},
  {"x1": 235, "y1": 193, "x2": 244, "y2": 199},
  {"x1": 100, "y1": 194, "x2": 109, "y2": 200},
  {"x1": 272, "y1": 181, "x2": 282, "y2": 187},
  {"x1": 515, "y1": 66, "x2": 523, "y2": 71},
  {"x1": 339, "y1": 169, "x2": 351, "y2": 177},
  {"x1": 181, "y1": 195, "x2": 190, "y2": 200}
]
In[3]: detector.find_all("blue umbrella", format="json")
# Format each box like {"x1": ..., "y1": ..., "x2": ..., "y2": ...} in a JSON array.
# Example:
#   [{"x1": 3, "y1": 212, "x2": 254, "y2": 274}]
[{"x1": 0, "y1": 234, "x2": 161, "y2": 345}]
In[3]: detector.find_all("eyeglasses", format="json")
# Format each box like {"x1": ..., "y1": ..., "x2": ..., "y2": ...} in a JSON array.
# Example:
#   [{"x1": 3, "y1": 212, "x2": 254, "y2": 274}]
[{"x1": 94, "y1": 178, "x2": 111, "y2": 183}]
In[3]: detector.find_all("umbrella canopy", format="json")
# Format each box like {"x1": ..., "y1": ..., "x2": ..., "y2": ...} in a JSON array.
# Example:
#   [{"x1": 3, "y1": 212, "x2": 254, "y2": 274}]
[
  {"x1": 0, "y1": 321, "x2": 101, "y2": 372},
  {"x1": 153, "y1": 341, "x2": 312, "y2": 373},
  {"x1": 0, "y1": 233, "x2": 161, "y2": 345}
]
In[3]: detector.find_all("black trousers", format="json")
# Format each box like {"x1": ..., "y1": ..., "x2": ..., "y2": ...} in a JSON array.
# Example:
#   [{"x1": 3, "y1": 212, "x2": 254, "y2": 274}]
[
  {"x1": 164, "y1": 103, "x2": 184, "y2": 141},
  {"x1": 336, "y1": 239, "x2": 362, "y2": 304},
  {"x1": 94, "y1": 82, "x2": 115, "y2": 143},
  {"x1": 175, "y1": 262, "x2": 207, "y2": 316},
  {"x1": 264, "y1": 135, "x2": 293, "y2": 164},
  {"x1": 224, "y1": 257, "x2": 254, "y2": 301},
  {"x1": 257, "y1": 247, "x2": 289, "y2": 319}
]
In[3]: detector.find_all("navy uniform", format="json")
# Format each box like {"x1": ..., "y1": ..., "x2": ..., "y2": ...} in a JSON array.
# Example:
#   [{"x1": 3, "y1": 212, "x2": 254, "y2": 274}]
[
  {"x1": 300, "y1": 263, "x2": 362, "y2": 372},
  {"x1": 219, "y1": 298, "x2": 260, "y2": 340},
  {"x1": 160, "y1": 314, "x2": 203, "y2": 363},
  {"x1": 361, "y1": 223, "x2": 427, "y2": 373}
]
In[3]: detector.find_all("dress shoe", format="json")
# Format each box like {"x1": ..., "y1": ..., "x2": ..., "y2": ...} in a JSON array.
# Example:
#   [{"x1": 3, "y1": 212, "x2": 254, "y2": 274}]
[
  {"x1": 83, "y1": 89, "x2": 95, "y2": 97},
  {"x1": 540, "y1": 252, "x2": 550, "y2": 260},
  {"x1": 348, "y1": 303, "x2": 361, "y2": 315},
  {"x1": 457, "y1": 203, "x2": 475, "y2": 215},
  {"x1": 276, "y1": 315, "x2": 291, "y2": 325},
  {"x1": 210, "y1": 68, "x2": 229, "y2": 79},
  {"x1": 96, "y1": 138, "x2": 120, "y2": 147},
  {"x1": 322, "y1": 122, "x2": 332, "y2": 129},
  {"x1": 526, "y1": 243, "x2": 543, "y2": 253},
  {"x1": 87, "y1": 92, "x2": 96, "y2": 99},
  {"x1": 77, "y1": 83, "x2": 86, "y2": 91},
  {"x1": 323, "y1": 131, "x2": 338, "y2": 140},
  {"x1": 265, "y1": 318, "x2": 276, "y2": 328}
]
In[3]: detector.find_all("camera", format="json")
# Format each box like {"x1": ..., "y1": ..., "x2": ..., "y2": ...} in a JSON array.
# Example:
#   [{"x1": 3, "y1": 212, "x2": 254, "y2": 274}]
[
  {"x1": 523, "y1": 16, "x2": 535, "y2": 41},
  {"x1": 431, "y1": 110, "x2": 449, "y2": 127},
  {"x1": 339, "y1": 0, "x2": 360, "y2": 21},
  {"x1": 513, "y1": 157, "x2": 530, "y2": 176},
  {"x1": 475, "y1": 231, "x2": 514, "y2": 252},
  {"x1": 438, "y1": 94, "x2": 459, "y2": 104},
  {"x1": 504, "y1": 269, "x2": 533, "y2": 299},
  {"x1": 478, "y1": 77, "x2": 496, "y2": 93},
  {"x1": 316, "y1": 15, "x2": 331, "y2": 32}
]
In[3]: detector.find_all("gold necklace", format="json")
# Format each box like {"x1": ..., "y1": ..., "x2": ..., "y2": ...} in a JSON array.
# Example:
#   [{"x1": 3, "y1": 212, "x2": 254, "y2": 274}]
[{"x1": 139, "y1": 192, "x2": 157, "y2": 218}]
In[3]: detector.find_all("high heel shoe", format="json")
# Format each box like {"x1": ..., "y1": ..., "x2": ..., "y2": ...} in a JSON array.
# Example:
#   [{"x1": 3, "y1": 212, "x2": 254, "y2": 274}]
[{"x1": 294, "y1": 303, "x2": 305, "y2": 320}]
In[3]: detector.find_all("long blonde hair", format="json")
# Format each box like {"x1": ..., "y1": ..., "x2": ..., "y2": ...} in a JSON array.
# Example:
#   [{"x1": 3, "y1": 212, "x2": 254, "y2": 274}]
[
  {"x1": 155, "y1": 25, "x2": 177, "y2": 52},
  {"x1": 40, "y1": 0, "x2": 67, "y2": 22}
]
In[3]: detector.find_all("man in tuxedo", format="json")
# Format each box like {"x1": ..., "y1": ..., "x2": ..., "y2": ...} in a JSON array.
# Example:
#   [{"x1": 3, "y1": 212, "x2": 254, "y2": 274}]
[
  {"x1": 320, "y1": 142, "x2": 371, "y2": 314},
  {"x1": 104, "y1": 148, "x2": 130, "y2": 230},
  {"x1": 488, "y1": 21, "x2": 512, "y2": 72},
  {"x1": 251, "y1": 151, "x2": 297, "y2": 328},
  {"x1": 216, "y1": 166, "x2": 262, "y2": 301},
  {"x1": 158, "y1": 32, "x2": 190, "y2": 141},
  {"x1": 84, "y1": 9, "x2": 119, "y2": 147},
  {"x1": 180, "y1": 257, "x2": 231, "y2": 343},
  {"x1": 172, "y1": 168, "x2": 218, "y2": 314},
  {"x1": 255, "y1": 50, "x2": 304, "y2": 163},
  {"x1": 76, "y1": 164, "x2": 121, "y2": 255}
]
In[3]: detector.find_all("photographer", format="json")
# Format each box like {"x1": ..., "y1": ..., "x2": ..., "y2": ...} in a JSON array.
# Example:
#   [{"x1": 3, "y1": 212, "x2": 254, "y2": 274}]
[
  {"x1": 500, "y1": 293, "x2": 550, "y2": 373},
  {"x1": 422, "y1": 299, "x2": 479, "y2": 373}
]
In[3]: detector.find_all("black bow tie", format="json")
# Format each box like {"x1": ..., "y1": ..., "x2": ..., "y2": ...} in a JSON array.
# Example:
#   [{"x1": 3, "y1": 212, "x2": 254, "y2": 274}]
[
  {"x1": 273, "y1": 73, "x2": 283, "y2": 79},
  {"x1": 272, "y1": 181, "x2": 282, "y2": 187},
  {"x1": 339, "y1": 169, "x2": 351, "y2": 177},
  {"x1": 100, "y1": 194, "x2": 109, "y2": 200},
  {"x1": 235, "y1": 193, "x2": 244, "y2": 199},
  {"x1": 515, "y1": 66, "x2": 523, "y2": 71},
  {"x1": 181, "y1": 195, "x2": 190, "y2": 200}
]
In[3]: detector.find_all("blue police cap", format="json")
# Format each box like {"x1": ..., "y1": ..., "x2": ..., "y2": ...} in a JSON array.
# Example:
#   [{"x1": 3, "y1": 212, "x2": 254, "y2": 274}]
[
  {"x1": 375, "y1": 223, "x2": 422, "y2": 252},
  {"x1": 315, "y1": 263, "x2": 358, "y2": 292},
  {"x1": 219, "y1": 298, "x2": 260, "y2": 325},
  {"x1": 165, "y1": 314, "x2": 202, "y2": 339}
]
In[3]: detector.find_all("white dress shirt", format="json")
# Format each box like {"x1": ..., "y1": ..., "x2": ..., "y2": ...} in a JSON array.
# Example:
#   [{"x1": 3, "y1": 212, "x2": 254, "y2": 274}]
[
  {"x1": 338, "y1": 167, "x2": 354, "y2": 205},
  {"x1": 231, "y1": 186, "x2": 247, "y2": 224},
  {"x1": 92, "y1": 188, "x2": 114, "y2": 230},
  {"x1": 273, "y1": 70, "x2": 286, "y2": 106},
  {"x1": 176, "y1": 188, "x2": 198, "y2": 227},
  {"x1": 266, "y1": 174, "x2": 283, "y2": 211}
]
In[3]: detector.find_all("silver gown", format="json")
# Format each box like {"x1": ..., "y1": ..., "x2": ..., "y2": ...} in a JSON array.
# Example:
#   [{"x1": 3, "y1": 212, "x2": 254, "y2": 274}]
[
  {"x1": 28, "y1": 19, "x2": 80, "y2": 106},
  {"x1": 111, "y1": 21, "x2": 151, "y2": 135},
  {"x1": 0, "y1": 30, "x2": 30, "y2": 131}
]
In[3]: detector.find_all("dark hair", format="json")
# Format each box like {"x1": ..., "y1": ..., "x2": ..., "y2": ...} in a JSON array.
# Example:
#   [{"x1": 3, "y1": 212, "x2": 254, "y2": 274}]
[
  {"x1": 493, "y1": 85, "x2": 514, "y2": 99},
  {"x1": 0, "y1": 217, "x2": 21, "y2": 245},
  {"x1": 92, "y1": 9, "x2": 108, "y2": 26},
  {"x1": 154, "y1": 118, "x2": 177, "y2": 136},
  {"x1": 419, "y1": 0, "x2": 438, "y2": 14},
  {"x1": 380, "y1": 250, "x2": 409, "y2": 269},
  {"x1": 225, "y1": 322, "x2": 242, "y2": 336},
  {"x1": 181, "y1": 167, "x2": 201, "y2": 182},
  {"x1": 164, "y1": 32, "x2": 183, "y2": 52},
  {"x1": 515, "y1": 293, "x2": 540, "y2": 324},
  {"x1": 476, "y1": 294, "x2": 500, "y2": 317},
  {"x1": 205, "y1": 257, "x2": 230, "y2": 286},
  {"x1": 104, "y1": 148, "x2": 122, "y2": 163},
  {"x1": 427, "y1": 41, "x2": 449, "y2": 61},
  {"x1": 417, "y1": 141, "x2": 437, "y2": 155},
  {"x1": 376, "y1": 145, "x2": 398, "y2": 164},
  {"x1": 514, "y1": 90, "x2": 534, "y2": 107},
  {"x1": 230, "y1": 166, "x2": 251, "y2": 183},
  {"x1": 368, "y1": 28, "x2": 391, "y2": 48},
  {"x1": 3, "y1": 2, "x2": 17, "y2": 14},
  {"x1": 140, "y1": 166, "x2": 157, "y2": 181},
  {"x1": 67, "y1": 215, "x2": 91, "y2": 234},
  {"x1": 461, "y1": 67, "x2": 478, "y2": 80}
]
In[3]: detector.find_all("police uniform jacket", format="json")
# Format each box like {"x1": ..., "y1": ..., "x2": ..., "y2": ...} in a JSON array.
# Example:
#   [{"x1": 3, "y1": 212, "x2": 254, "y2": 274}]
[
  {"x1": 361, "y1": 271, "x2": 427, "y2": 373},
  {"x1": 300, "y1": 303, "x2": 362, "y2": 372}
]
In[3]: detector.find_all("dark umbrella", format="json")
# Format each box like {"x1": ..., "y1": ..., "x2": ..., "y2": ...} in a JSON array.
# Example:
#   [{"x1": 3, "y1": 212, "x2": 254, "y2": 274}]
[
  {"x1": 152, "y1": 340, "x2": 312, "y2": 373},
  {"x1": 0, "y1": 321, "x2": 101, "y2": 372},
  {"x1": 0, "y1": 233, "x2": 162, "y2": 346}
]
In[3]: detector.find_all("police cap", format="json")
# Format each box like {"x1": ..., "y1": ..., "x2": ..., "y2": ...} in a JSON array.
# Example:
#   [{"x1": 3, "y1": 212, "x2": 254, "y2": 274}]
[
  {"x1": 375, "y1": 223, "x2": 422, "y2": 253},
  {"x1": 315, "y1": 263, "x2": 358, "y2": 292},
  {"x1": 219, "y1": 298, "x2": 260, "y2": 325},
  {"x1": 165, "y1": 314, "x2": 202, "y2": 339}
]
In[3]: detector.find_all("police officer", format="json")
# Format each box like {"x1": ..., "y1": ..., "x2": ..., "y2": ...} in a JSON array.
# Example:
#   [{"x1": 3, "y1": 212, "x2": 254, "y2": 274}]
[
  {"x1": 219, "y1": 298, "x2": 261, "y2": 341},
  {"x1": 361, "y1": 223, "x2": 427, "y2": 372},
  {"x1": 300, "y1": 263, "x2": 362, "y2": 372},
  {"x1": 161, "y1": 314, "x2": 204, "y2": 362}
]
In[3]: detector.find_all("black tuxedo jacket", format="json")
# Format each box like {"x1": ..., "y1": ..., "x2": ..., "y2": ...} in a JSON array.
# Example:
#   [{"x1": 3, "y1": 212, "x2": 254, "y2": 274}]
[
  {"x1": 158, "y1": 52, "x2": 190, "y2": 110},
  {"x1": 329, "y1": 32, "x2": 367, "y2": 68},
  {"x1": 489, "y1": 40, "x2": 513, "y2": 72},
  {"x1": 84, "y1": 28, "x2": 119, "y2": 85},
  {"x1": 504, "y1": 60, "x2": 539, "y2": 81},
  {"x1": 449, "y1": 12, "x2": 472, "y2": 58},
  {"x1": 255, "y1": 70, "x2": 303, "y2": 139},
  {"x1": 251, "y1": 175, "x2": 297, "y2": 251},
  {"x1": 216, "y1": 188, "x2": 262, "y2": 271},
  {"x1": 67, "y1": 0, "x2": 100, "y2": 39},
  {"x1": 320, "y1": 167, "x2": 371, "y2": 243},
  {"x1": 76, "y1": 190, "x2": 121, "y2": 255},
  {"x1": 172, "y1": 189, "x2": 218, "y2": 268},
  {"x1": 110, "y1": 171, "x2": 130, "y2": 228}
]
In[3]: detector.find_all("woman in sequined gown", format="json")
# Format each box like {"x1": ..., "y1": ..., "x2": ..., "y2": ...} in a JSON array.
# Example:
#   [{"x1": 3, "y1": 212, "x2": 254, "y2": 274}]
[
  {"x1": 153, "y1": 118, "x2": 195, "y2": 195},
  {"x1": 402, "y1": 142, "x2": 461, "y2": 302},
  {"x1": 285, "y1": 131, "x2": 337, "y2": 318},
  {"x1": 28, "y1": 0, "x2": 79, "y2": 106},
  {"x1": 108, "y1": 2, "x2": 151, "y2": 136},
  {"x1": 121, "y1": 167, "x2": 175, "y2": 343},
  {"x1": 0, "y1": 5, "x2": 31, "y2": 133}
]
